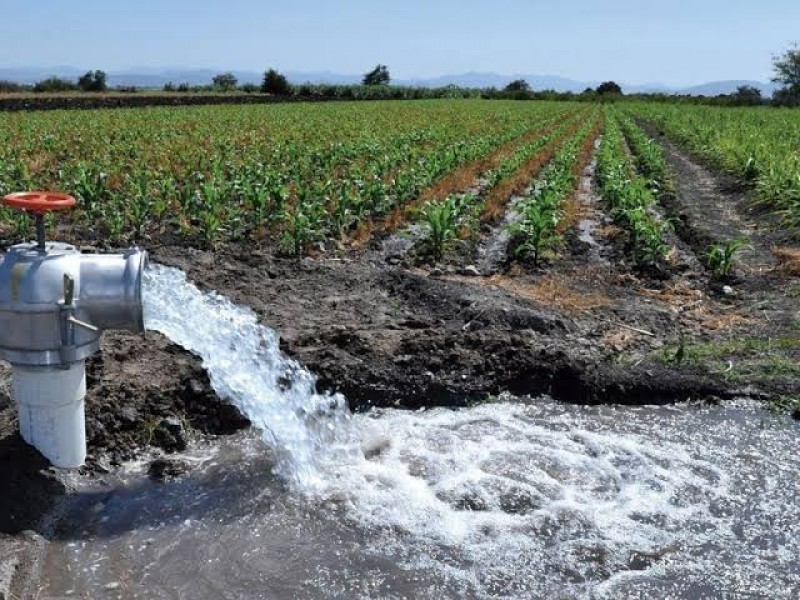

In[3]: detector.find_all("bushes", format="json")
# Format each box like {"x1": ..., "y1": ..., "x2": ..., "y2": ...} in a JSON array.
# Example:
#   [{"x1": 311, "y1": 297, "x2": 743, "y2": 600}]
[
  {"x1": 0, "y1": 80, "x2": 27, "y2": 93},
  {"x1": 33, "y1": 76, "x2": 79, "y2": 93}
]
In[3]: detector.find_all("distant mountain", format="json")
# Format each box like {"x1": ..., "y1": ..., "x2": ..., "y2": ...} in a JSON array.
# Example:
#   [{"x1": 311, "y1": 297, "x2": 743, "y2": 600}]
[
  {"x1": 396, "y1": 72, "x2": 599, "y2": 93},
  {"x1": 673, "y1": 80, "x2": 778, "y2": 97},
  {"x1": 0, "y1": 66, "x2": 776, "y2": 97}
]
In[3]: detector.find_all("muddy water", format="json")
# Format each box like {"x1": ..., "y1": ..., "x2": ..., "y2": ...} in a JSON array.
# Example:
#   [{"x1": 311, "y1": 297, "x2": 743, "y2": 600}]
[{"x1": 41, "y1": 267, "x2": 800, "y2": 599}]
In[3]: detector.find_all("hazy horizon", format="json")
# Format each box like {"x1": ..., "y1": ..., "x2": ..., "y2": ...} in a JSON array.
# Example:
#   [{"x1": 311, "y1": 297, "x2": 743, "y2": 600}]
[{"x1": 2, "y1": 0, "x2": 797, "y2": 87}]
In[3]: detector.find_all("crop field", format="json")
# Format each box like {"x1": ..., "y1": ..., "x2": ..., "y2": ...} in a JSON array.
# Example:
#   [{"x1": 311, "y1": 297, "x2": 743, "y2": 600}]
[
  {"x1": 0, "y1": 100, "x2": 580, "y2": 250},
  {"x1": 0, "y1": 98, "x2": 796, "y2": 402},
  {"x1": 625, "y1": 103, "x2": 800, "y2": 226},
  {"x1": 0, "y1": 100, "x2": 798, "y2": 258}
]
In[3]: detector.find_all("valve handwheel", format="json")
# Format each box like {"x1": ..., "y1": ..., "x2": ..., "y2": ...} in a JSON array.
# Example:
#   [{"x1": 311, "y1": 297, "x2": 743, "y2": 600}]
[
  {"x1": 2, "y1": 191, "x2": 76, "y2": 214},
  {"x1": 2, "y1": 191, "x2": 77, "y2": 251}
]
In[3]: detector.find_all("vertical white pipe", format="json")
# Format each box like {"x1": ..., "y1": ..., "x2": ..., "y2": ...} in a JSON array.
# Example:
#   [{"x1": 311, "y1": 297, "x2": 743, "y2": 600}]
[{"x1": 12, "y1": 361, "x2": 87, "y2": 469}]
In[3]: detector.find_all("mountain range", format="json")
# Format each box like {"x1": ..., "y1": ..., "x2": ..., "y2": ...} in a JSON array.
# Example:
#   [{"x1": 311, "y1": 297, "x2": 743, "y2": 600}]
[{"x1": 0, "y1": 66, "x2": 777, "y2": 97}]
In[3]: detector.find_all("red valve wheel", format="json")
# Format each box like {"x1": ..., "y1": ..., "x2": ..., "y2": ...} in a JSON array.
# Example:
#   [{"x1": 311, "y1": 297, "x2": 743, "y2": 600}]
[{"x1": 2, "y1": 191, "x2": 76, "y2": 214}]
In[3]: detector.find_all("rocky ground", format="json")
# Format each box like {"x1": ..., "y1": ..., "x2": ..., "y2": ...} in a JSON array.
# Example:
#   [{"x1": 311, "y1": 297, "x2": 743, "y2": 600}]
[{"x1": 0, "y1": 131, "x2": 798, "y2": 597}]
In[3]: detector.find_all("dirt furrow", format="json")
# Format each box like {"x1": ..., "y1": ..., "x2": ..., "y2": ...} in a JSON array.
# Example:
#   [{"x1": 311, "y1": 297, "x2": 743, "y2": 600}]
[{"x1": 640, "y1": 123, "x2": 782, "y2": 275}]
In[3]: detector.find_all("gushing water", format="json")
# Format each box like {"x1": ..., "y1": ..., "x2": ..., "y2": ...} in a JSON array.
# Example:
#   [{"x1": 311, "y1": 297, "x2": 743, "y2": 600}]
[
  {"x1": 99, "y1": 263, "x2": 800, "y2": 598},
  {"x1": 143, "y1": 264, "x2": 361, "y2": 489}
]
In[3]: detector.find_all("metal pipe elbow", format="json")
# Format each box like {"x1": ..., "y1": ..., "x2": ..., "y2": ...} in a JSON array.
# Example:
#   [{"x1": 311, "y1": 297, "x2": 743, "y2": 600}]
[{"x1": 78, "y1": 248, "x2": 148, "y2": 333}]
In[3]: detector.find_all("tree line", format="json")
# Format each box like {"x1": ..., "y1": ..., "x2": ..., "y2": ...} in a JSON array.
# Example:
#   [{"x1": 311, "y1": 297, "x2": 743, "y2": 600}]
[{"x1": 1, "y1": 45, "x2": 799, "y2": 107}]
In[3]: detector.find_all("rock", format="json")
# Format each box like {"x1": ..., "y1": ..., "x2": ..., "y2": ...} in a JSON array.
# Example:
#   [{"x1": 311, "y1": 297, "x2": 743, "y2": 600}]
[
  {"x1": 386, "y1": 254, "x2": 402, "y2": 266},
  {"x1": 722, "y1": 285, "x2": 735, "y2": 296},
  {"x1": 430, "y1": 268, "x2": 443, "y2": 277},
  {"x1": 461, "y1": 265, "x2": 481, "y2": 277},
  {"x1": 148, "y1": 457, "x2": 190, "y2": 480},
  {"x1": 162, "y1": 416, "x2": 183, "y2": 435},
  {"x1": 118, "y1": 406, "x2": 139, "y2": 426},
  {"x1": 151, "y1": 417, "x2": 187, "y2": 452}
]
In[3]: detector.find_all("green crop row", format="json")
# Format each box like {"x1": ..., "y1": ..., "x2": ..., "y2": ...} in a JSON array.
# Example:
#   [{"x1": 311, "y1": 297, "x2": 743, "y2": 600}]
[
  {"x1": 0, "y1": 100, "x2": 577, "y2": 251},
  {"x1": 597, "y1": 112, "x2": 669, "y2": 270},
  {"x1": 617, "y1": 114, "x2": 668, "y2": 186},
  {"x1": 624, "y1": 102, "x2": 800, "y2": 228},
  {"x1": 508, "y1": 110, "x2": 601, "y2": 265}
]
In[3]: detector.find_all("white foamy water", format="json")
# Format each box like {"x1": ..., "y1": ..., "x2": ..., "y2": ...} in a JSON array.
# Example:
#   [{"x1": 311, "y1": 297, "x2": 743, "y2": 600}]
[{"x1": 128, "y1": 264, "x2": 800, "y2": 599}]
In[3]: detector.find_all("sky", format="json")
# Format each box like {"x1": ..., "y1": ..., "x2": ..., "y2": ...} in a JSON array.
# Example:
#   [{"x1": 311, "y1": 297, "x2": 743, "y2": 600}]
[{"x1": 1, "y1": 0, "x2": 797, "y2": 86}]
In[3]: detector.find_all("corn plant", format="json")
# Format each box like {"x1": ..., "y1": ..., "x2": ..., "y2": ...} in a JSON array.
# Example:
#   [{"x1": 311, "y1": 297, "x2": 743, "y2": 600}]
[
  {"x1": 419, "y1": 197, "x2": 460, "y2": 261},
  {"x1": 0, "y1": 100, "x2": 580, "y2": 250},
  {"x1": 507, "y1": 113, "x2": 599, "y2": 265},
  {"x1": 279, "y1": 198, "x2": 327, "y2": 256},
  {"x1": 705, "y1": 239, "x2": 746, "y2": 278},
  {"x1": 510, "y1": 202, "x2": 561, "y2": 265}
]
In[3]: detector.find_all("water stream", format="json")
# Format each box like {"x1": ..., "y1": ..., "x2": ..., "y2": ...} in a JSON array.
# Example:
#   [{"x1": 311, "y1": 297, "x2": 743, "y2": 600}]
[{"x1": 40, "y1": 265, "x2": 800, "y2": 598}]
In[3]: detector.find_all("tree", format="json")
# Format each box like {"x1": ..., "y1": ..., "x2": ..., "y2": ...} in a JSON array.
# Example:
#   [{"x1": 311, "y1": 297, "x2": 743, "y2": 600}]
[
  {"x1": 773, "y1": 86, "x2": 800, "y2": 107},
  {"x1": 212, "y1": 72, "x2": 238, "y2": 91},
  {"x1": 0, "y1": 80, "x2": 26, "y2": 93},
  {"x1": 78, "y1": 70, "x2": 107, "y2": 92},
  {"x1": 772, "y1": 43, "x2": 800, "y2": 106},
  {"x1": 772, "y1": 43, "x2": 800, "y2": 89},
  {"x1": 363, "y1": 64, "x2": 390, "y2": 86},
  {"x1": 503, "y1": 79, "x2": 532, "y2": 100},
  {"x1": 731, "y1": 85, "x2": 763, "y2": 106},
  {"x1": 505, "y1": 79, "x2": 530, "y2": 92},
  {"x1": 261, "y1": 68, "x2": 291, "y2": 95},
  {"x1": 596, "y1": 81, "x2": 622, "y2": 95}
]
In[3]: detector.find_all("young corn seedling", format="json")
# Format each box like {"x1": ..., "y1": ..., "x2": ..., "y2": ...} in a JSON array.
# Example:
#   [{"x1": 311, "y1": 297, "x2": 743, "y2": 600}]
[
  {"x1": 419, "y1": 197, "x2": 460, "y2": 262},
  {"x1": 510, "y1": 201, "x2": 562, "y2": 266},
  {"x1": 705, "y1": 239, "x2": 746, "y2": 278}
]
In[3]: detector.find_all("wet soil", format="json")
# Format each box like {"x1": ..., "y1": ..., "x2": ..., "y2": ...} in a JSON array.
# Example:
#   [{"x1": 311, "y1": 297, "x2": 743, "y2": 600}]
[{"x1": 0, "y1": 130, "x2": 798, "y2": 595}]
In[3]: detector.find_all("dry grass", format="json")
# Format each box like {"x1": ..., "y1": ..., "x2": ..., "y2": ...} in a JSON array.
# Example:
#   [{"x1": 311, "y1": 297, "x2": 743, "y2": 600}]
[
  {"x1": 640, "y1": 282, "x2": 755, "y2": 331},
  {"x1": 773, "y1": 246, "x2": 800, "y2": 276},
  {"x1": 640, "y1": 281, "x2": 703, "y2": 307},
  {"x1": 597, "y1": 223, "x2": 623, "y2": 240},
  {"x1": 603, "y1": 329, "x2": 639, "y2": 350},
  {"x1": 446, "y1": 271, "x2": 612, "y2": 313}
]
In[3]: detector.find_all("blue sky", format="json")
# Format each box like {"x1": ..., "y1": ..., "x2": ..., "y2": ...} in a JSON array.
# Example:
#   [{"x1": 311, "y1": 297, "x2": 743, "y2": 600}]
[{"x1": 1, "y1": 0, "x2": 796, "y2": 85}]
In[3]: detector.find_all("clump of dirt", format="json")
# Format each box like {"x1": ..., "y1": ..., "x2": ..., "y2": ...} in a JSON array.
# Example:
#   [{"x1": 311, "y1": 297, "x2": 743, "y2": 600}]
[
  {"x1": 83, "y1": 331, "x2": 251, "y2": 468},
  {"x1": 773, "y1": 246, "x2": 800, "y2": 276}
]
